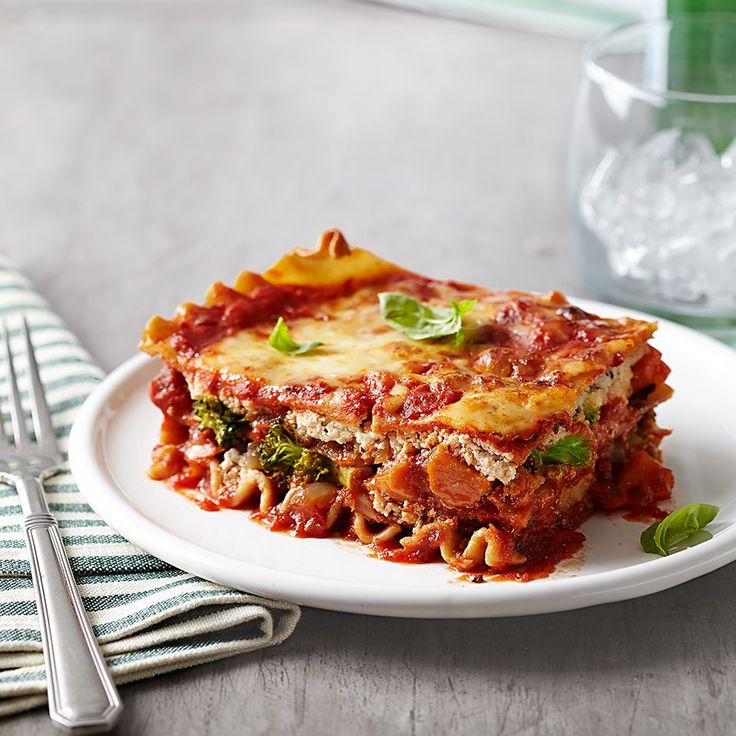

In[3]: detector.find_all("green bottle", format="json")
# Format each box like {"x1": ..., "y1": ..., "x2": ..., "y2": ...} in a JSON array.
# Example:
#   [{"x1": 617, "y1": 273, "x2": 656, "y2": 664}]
[
  {"x1": 659, "y1": 1, "x2": 736, "y2": 151},
  {"x1": 667, "y1": 0, "x2": 736, "y2": 10}
]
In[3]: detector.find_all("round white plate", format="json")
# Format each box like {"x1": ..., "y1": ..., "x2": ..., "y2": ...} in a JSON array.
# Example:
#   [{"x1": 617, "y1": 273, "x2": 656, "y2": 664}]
[{"x1": 69, "y1": 299, "x2": 736, "y2": 618}]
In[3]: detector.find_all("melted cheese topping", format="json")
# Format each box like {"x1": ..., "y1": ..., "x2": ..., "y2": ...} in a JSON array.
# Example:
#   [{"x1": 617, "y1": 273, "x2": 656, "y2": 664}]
[
  {"x1": 200, "y1": 297, "x2": 431, "y2": 384},
  {"x1": 430, "y1": 385, "x2": 578, "y2": 436},
  {"x1": 186, "y1": 284, "x2": 652, "y2": 438}
]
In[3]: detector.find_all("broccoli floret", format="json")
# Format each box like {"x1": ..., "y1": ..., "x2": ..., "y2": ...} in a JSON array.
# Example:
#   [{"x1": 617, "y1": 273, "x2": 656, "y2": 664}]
[
  {"x1": 193, "y1": 397, "x2": 247, "y2": 448},
  {"x1": 258, "y1": 418, "x2": 333, "y2": 482},
  {"x1": 293, "y1": 450, "x2": 333, "y2": 482},
  {"x1": 257, "y1": 418, "x2": 302, "y2": 474}
]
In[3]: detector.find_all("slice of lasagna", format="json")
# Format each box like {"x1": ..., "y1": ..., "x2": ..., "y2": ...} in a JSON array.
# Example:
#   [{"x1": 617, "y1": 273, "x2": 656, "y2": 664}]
[{"x1": 141, "y1": 229, "x2": 674, "y2": 578}]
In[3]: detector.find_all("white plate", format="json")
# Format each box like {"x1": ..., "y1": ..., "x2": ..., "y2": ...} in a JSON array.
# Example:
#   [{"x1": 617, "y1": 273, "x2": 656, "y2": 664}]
[{"x1": 69, "y1": 299, "x2": 736, "y2": 618}]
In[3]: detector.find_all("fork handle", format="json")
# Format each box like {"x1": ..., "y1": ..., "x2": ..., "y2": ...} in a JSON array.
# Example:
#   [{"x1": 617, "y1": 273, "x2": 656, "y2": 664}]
[{"x1": 24, "y1": 498, "x2": 122, "y2": 733}]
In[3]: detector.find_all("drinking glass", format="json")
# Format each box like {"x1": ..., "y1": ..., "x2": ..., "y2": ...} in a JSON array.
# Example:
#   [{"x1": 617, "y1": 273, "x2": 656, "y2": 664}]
[{"x1": 569, "y1": 15, "x2": 736, "y2": 344}]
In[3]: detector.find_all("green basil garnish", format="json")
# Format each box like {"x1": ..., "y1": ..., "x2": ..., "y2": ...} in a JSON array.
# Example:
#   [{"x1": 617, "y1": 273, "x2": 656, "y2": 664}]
[
  {"x1": 641, "y1": 503, "x2": 719, "y2": 556},
  {"x1": 378, "y1": 292, "x2": 475, "y2": 344},
  {"x1": 529, "y1": 435, "x2": 591, "y2": 469},
  {"x1": 268, "y1": 317, "x2": 324, "y2": 355}
]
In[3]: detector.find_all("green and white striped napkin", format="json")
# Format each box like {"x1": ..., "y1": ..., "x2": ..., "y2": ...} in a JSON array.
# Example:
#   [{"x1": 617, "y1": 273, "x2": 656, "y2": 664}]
[{"x1": 0, "y1": 258, "x2": 300, "y2": 718}]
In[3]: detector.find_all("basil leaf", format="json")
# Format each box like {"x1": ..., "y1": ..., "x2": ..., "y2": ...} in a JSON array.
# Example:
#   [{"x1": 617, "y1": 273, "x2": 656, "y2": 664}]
[
  {"x1": 640, "y1": 522, "x2": 659, "y2": 554},
  {"x1": 641, "y1": 503, "x2": 719, "y2": 556},
  {"x1": 378, "y1": 292, "x2": 476, "y2": 342},
  {"x1": 452, "y1": 299, "x2": 477, "y2": 318},
  {"x1": 530, "y1": 435, "x2": 591, "y2": 468},
  {"x1": 268, "y1": 317, "x2": 324, "y2": 355}
]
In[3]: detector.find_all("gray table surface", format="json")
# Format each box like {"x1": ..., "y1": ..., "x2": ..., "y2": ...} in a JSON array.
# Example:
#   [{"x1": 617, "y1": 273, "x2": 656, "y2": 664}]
[{"x1": 2, "y1": 1, "x2": 734, "y2": 734}]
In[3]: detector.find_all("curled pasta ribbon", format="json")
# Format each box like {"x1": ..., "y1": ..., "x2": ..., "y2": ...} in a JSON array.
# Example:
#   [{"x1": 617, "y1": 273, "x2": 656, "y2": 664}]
[
  {"x1": 349, "y1": 488, "x2": 402, "y2": 543},
  {"x1": 295, "y1": 228, "x2": 351, "y2": 259},
  {"x1": 395, "y1": 520, "x2": 460, "y2": 563},
  {"x1": 210, "y1": 461, "x2": 278, "y2": 512},
  {"x1": 437, "y1": 525, "x2": 461, "y2": 565},
  {"x1": 352, "y1": 512, "x2": 402, "y2": 545},
  {"x1": 148, "y1": 444, "x2": 182, "y2": 480},
  {"x1": 456, "y1": 525, "x2": 527, "y2": 570},
  {"x1": 351, "y1": 488, "x2": 387, "y2": 523},
  {"x1": 280, "y1": 482, "x2": 345, "y2": 533},
  {"x1": 324, "y1": 500, "x2": 344, "y2": 531}
]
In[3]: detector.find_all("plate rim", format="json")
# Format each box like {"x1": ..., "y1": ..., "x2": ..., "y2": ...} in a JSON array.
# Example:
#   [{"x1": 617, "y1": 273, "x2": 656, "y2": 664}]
[{"x1": 69, "y1": 298, "x2": 736, "y2": 618}]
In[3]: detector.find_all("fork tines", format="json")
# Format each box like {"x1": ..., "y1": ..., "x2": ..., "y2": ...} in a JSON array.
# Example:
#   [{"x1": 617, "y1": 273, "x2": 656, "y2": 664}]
[{"x1": 1, "y1": 318, "x2": 57, "y2": 452}]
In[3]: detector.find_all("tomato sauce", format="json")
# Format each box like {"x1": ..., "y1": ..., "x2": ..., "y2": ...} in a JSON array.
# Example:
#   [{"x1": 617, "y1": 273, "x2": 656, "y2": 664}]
[
  {"x1": 259, "y1": 505, "x2": 340, "y2": 538},
  {"x1": 491, "y1": 529, "x2": 586, "y2": 582},
  {"x1": 150, "y1": 365, "x2": 191, "y2": 420}
]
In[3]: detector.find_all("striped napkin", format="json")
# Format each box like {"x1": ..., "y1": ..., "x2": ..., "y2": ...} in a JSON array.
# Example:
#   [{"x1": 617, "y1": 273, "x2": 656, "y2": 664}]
[{"x1": 0, "y1": 258, "x2": 300, "y2": 718}]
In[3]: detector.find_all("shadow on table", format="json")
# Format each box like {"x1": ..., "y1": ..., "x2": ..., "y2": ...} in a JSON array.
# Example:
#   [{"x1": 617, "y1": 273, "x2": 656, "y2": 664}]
[{"x1": 287, "y1": 560, "x2": 736, "y2": 678}]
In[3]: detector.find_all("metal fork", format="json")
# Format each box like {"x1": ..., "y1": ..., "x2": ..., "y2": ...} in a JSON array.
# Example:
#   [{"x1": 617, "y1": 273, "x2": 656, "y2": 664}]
[{"x1": 1, "y1": 318, "x2": 122, "y2": 733}]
